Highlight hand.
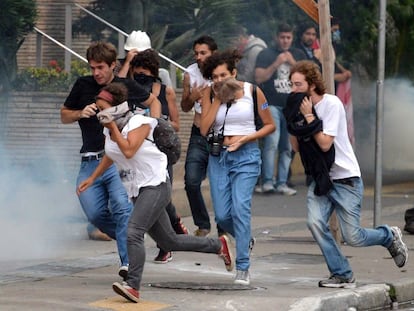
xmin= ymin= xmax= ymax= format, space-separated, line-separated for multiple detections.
xmin=227 ymin=137 xmax=246 ymax=152
xmin=299 ymin=96 xmax=313 ymax=116
xmin=313 ymin=49 xmax=322 ymax=60
xmin=125 ymin=49 xmax=139 ymax=63
xmin=191 ymin=84 xmax=207 ymax=102
xmin=284 ymin=52 xmax=296 ymax=65
xmin=77 ymin=177 xmax=94 ymax=195
xmin=80 ymin=103 xmax=98 ymax=119
xmin=276 ymin=53 xmax=289 ymax=64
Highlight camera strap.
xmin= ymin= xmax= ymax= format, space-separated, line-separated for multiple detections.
xmin=217 ymin=101 xmax=232 ymax=135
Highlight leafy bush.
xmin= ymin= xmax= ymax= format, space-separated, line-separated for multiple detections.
xmin=12 ymin=60 xmax=90 ymax=92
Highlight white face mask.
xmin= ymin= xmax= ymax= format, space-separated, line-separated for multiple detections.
xmin=332 ymin=30 xmax=341 ymax=44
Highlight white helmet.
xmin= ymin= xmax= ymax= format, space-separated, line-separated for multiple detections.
xmin=124 ymin=30 xmax=152 ymax=51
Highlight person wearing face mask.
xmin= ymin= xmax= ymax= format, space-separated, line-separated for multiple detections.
xmin=78 ymin=82 xmax=234 ymax=303
xmin=127 ymin=48 xmax=188 ymax=264
xmin=61 ymin=41 xmax=162 ymax=281
xmin=116 ymin=30 xmax=173 ymax=88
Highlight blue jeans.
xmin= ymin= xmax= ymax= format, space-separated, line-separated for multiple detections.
xmin=127 ymin=181 xmax=221 ymax=290
xmin=260 ymin=106 xmax=292 ymax=187
xmin=208 ymin=142 xmax=261 ymax=271
xmin=77 ymin=160 xmax=132 ymax=266
xmin=307 ymin=177 xmax=393 ymax=279
xmin=184 ymin=125 xmax=211 ymax=230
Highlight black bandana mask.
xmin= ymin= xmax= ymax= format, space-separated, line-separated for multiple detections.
xmin=133 ymin=73 xmax=157 ymax=93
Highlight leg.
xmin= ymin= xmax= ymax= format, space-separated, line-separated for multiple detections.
xmin=126 ymin=182 xmax=172 ymax=290
xmin=207 ymin=153 xmax=235 ymax=237
xmin=306 ymin=181 xmax=353 ymax=279
xmin=329 ymin=178 xmax=393 ymax=247
xmin=274 ymin=107 xmax=296 ymax=195
xmin=184 ymin=126 xmax=211 ymax=231
xmin=76 ymin=160 xmax=116 ymax=239
xmin=103 ymin=164 xmax=133 ymax=267
xmin=260 ymin=105 xmax=279 ymax=191
xmin=228 ymin=143 xmax=261 ymax=272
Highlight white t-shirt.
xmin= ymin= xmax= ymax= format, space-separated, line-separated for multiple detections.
xmin=103 ymin=115 xmax=168 ymax=198
xmin=186 ymin=63 xmax=210 ymax=114
xmin=314 ymin=93 xmax=361 ymax=179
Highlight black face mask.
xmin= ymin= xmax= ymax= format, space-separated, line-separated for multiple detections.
xmin=133 ymin=73 xmax=157 ymax=93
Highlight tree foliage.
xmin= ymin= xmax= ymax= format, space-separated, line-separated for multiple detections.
xmin=69 ymin=0 xmax=414 ymax=81
xmin=0 ymin=0 xmax=37 ymax=93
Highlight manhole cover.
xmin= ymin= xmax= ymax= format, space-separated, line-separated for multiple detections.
xmin=147 ymin=282 xmax=256 ymax=290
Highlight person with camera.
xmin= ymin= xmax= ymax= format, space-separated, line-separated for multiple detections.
xmin=200 ymin=50 xmax=275 ymax=285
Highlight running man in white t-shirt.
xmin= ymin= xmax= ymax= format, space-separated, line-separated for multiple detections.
xmin=288 ymin=60 xmax=408 ymax=289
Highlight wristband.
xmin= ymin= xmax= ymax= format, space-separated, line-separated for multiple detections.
xmin=304 ymin=114 xmax=314 ymax=118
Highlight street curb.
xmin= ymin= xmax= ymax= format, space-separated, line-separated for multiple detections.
xmin=288 ymin=284 xmax=391 ymax=311
xmin=289 ymin=278 xmax=414 ymax=311
xmin=389 ymin=278 xmax=414 ymax=308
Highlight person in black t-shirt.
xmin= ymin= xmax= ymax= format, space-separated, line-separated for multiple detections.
xmin=255 ymin=23 xmax=306 ymax=195
xmin=60 ymin=41 xmax=161 ymax=280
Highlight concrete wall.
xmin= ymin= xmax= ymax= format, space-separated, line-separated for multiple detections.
xmin=0 ymin=90 xmax=193 ymax=174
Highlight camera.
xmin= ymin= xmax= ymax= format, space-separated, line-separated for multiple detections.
xmin=207 ymin=131 xmax=224 ymax=156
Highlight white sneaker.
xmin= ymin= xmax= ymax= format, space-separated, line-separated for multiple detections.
xmin=254 ymin=185 xmax=263 ymax=193
xmin=276 ymin=184 xmax=297 ymax=196
xmin=262 ymin=183 xmax=275 ymax=193
xmin=234 ymin=270 xmax=250 ymax=285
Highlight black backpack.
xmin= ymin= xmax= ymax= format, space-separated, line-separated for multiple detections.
xmin=148 ymin=118 xmax=181 ymax=165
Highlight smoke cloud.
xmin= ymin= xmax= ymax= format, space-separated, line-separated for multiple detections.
xmin=353 ymin=77 xmax=414 ymax=182
xmin=0 ymin=144 xmax=85 ymax=261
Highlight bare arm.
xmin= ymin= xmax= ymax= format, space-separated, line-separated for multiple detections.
xmin=255 ymin=52 xmax=290 ymax=84
xmin=199 ymin=87 xmax=220 ymax=136
xmin=60 ymin=103 xmax=98 ymax=124
xmin=180 ymin=73 xmax=194 ymax=112
xmin=180 ymin=72 xmax=206 ymax=112
xmin=334 ymin=61 xmax=352 ymax=83
xmin=106 ymin=122 xmax=151 ymax=159
xmin=142 ymin=93 xmax=161 ymax=118
xmin=250 ymin=87 xmax=276 ymax=140
xmin=290 ymin=135 xmax=299 ymax=152
xmin=77 ymin=155 xmax=113 ymax=194
xmin=166 ymin=86 xmax=180 ymax=132
xmin=117 ymin=49 xmax=139 ymax=78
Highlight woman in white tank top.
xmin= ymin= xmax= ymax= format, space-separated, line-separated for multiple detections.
xmin=200 ymin=50 xmax=275 ymax=286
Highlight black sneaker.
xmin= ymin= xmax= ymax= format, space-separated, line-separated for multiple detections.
xmin=318 ymin=275 xmax=356 ymax=289
xmin=388 ymin=226 xmax=408 ymax=268
xmin=118 ymin=265 xmax=128 ymax=281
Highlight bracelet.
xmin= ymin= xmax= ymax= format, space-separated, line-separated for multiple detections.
xmin=304 ymin=114 xmax=314 ymax=118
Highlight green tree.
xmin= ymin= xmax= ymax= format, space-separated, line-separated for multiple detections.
xmin=73 ymin=0 xmax=243 ymax=66
xmin=71 ymin=0 xmax=414 ymax=81
xmin=0 ymin=0 xmax=37 ymax=93
xmin=387 ymin=0 xmax=414 ymax=79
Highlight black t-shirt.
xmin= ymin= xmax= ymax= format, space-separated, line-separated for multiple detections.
xmin=255 ymin=47 xmax=306 ymax=108
xmin=64 ymin=76 xmax=150 ymax=153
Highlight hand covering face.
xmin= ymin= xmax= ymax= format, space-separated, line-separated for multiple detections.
xmin=97 ymin=101 xmax=134 ymax=131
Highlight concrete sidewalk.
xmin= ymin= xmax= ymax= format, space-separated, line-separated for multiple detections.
xmin=0 ymin=178 xmax=413 ymax=311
